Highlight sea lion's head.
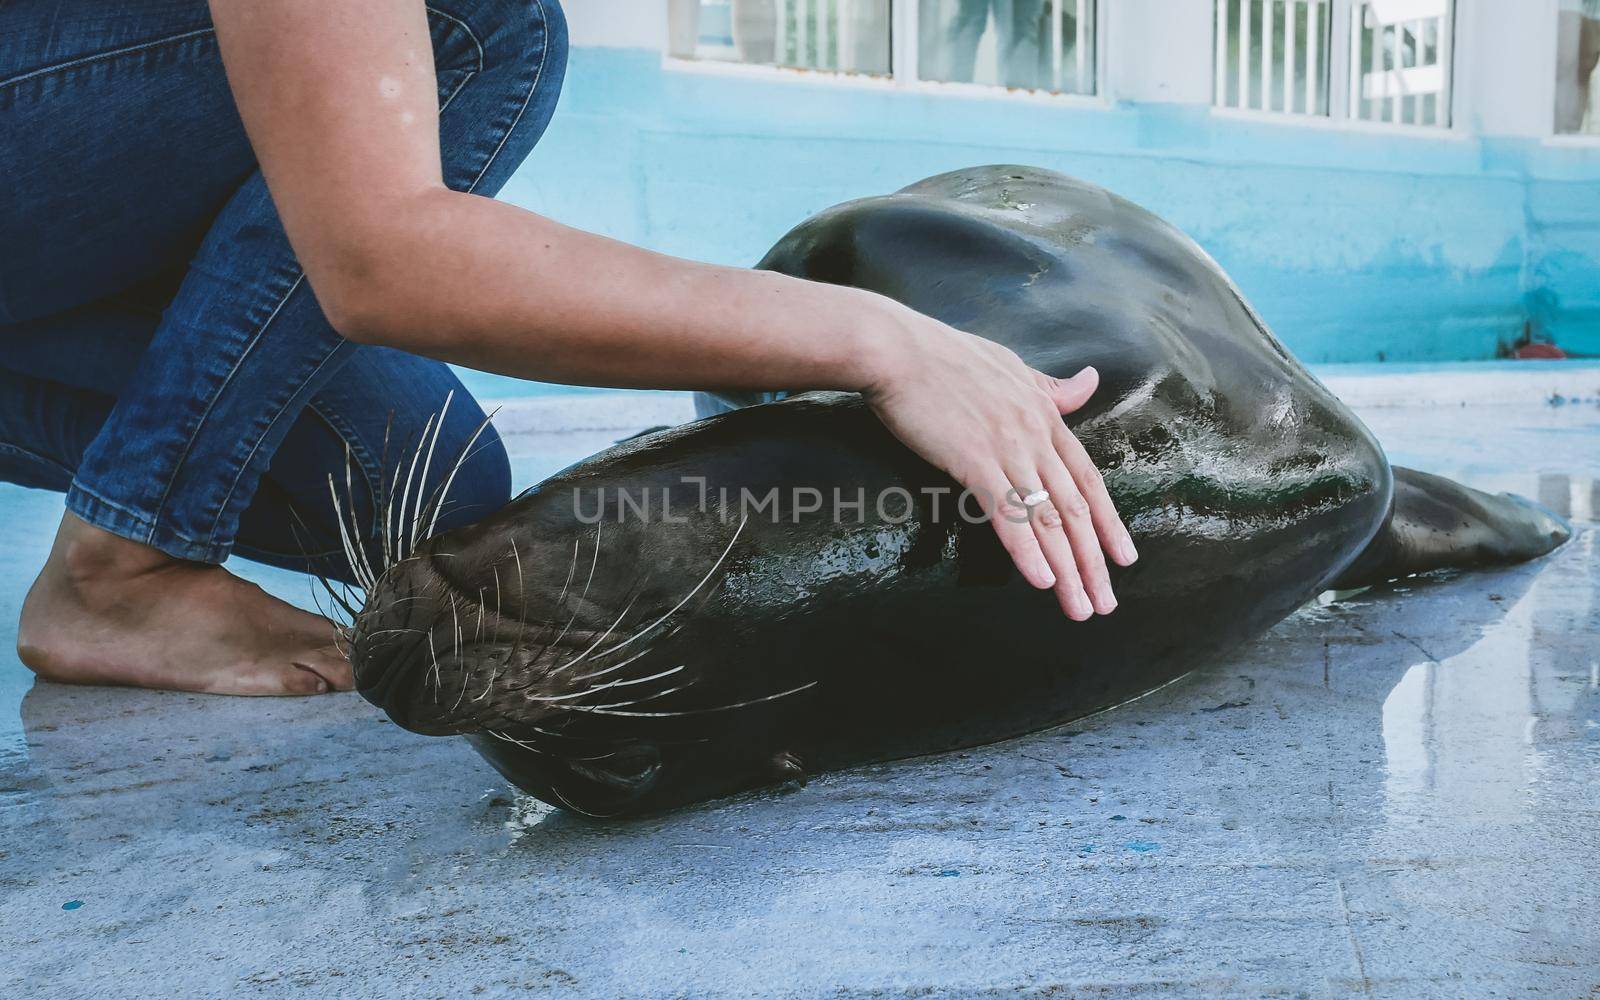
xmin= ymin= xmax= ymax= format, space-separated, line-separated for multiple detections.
xmin=348 ymin=421 xmax=821 ymax=816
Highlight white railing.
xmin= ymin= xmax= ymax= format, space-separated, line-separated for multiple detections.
xmin=1052 ymin=0 xmax=1097 ymax=96
xmin=1215 ymin=0 xmax=1329 ymax=115
xmin=775 ymin=0 xmax=857 ymax=72
xmin=1349 ymin=0 xmax=1453 ymax=126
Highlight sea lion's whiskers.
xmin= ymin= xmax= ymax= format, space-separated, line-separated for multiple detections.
xmin=487 ymin=729 xmax=553 ymax=756
xmin=449 ymin=595 xmax=470 ymax=713
xmin=476 ymin=665 xmax=502 ymax=703
xmin=342 ymin=445 xmax=379 ymax=589
xmin=327 ymin=471 xmax=376 ymax=592
xmin=407 ymin=390 xmax=453 ymax=558
xmin=540 ymin=523 xmax=605 ymax=659
xmin=379 ymin=434 xmax=410 ymax=575
xmin=395 ymin=411 xmax=438 ymax=565
xmin=565 ymin=646 xmax=654 ymax=684
xmin=491 ymin=565 xmax=503 ymax=640
xmin=554 ymin=538 xmax=579 ymax=608
xmin=574 ymin=681 xmax=696 ymax=712
xmin=587 ymin=515 xmax=747 ymax=662
xmin=526 ymin=664 xmax=684 ymax=704
xmin=498 ymin=535 xmax=574 ymax=660
xmin=475 ymin=564 xmax=506 ymax=703
xmin=378 ymin=594 xmax=436 ymax=607
xmin=427 ymin=628 xmax=442 ymax=699
xmin=375 ymin=418 xmax=396 ymax=575
xmin=359 ymin=627 xmax=430 ymax=640
xmin=561 ymin=680 xmax=818 ymax=718
xmin=550 ymin=591 xmax=642 ymax=674
xmin=604 ymin=664 xmax=684 ymax=689
xmin=421 ymin=408 xmax=497 ymax=543
xmin=578 ymin=521 xmax=601 ymax=604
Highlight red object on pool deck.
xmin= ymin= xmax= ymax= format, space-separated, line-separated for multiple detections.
xmin=1513 ymin=342 xmax=1569 ymax=359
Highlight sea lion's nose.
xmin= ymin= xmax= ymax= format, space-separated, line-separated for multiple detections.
xmin=351 ymin=555 xmax=451 ymax=734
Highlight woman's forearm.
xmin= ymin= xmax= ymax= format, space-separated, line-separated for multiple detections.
xmin=326 ymin=189 xmax=899 ymax=395
xmin=208 ymin=0 xmax=1135 ymax=620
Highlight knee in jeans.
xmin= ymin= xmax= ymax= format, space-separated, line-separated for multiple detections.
xmin=441 ymin=0 xmax=568 ymax=78
xmin=428 ymin=0 xmax=569 ymax=104
xmin=430 ymin=0 xmax=568 ymax=195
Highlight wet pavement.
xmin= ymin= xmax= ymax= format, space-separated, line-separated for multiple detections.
xmin=1 ymin=372 xmax=1597 ymax=998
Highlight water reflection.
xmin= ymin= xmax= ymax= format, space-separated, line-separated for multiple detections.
xmin=1537 ymin=472 xmax=1599 ymax=523
xmin=1379 ymin=523 xmax=1596 ymax=830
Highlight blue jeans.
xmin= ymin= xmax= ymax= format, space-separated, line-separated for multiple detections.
xmin=0 ymin=0 xmax=567 ymax=583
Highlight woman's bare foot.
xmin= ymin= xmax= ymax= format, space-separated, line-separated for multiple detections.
xmin=16 ymin=513 xmax=353 ymax=696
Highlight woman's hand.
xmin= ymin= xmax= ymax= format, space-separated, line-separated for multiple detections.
xmin=858 ymin=301 xmax=1138 ymax=620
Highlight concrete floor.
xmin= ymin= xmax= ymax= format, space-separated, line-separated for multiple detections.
xmin=1 ymin=370 xmax=1597 ymax=998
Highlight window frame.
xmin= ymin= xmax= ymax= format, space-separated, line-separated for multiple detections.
xmin=661 ymin=0 xmax=1112 ymax=106
xmin=1210 ymin=0 xmax=1458 ymax=130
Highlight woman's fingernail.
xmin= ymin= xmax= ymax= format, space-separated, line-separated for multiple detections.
xmin=1120 ymin=538 xmax=1139 ymax=564
xmin=1035 ymin=562 xmax=1057 ymax=588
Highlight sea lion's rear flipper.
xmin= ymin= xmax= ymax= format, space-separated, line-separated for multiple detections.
xmin=1330 ymin=467 xmax=1572 ymax=590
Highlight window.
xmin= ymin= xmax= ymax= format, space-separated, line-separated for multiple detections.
xmin=1556 ymin=0 xmax=1600 ymax=134
xmin=667 ymin=0 xmax=892 ymax=74
xmin=1214 ymin=0 xmax=1453 ymax=127
xmin=1215 ymin=0 xmax=1331 ymax=115
xmin=666 ymin=0 xmax=1099 ymax=95
xmin=919 ymin=0 xmax=1097 ymax=94
xmin=1349 ymin=0 xmax=1453 ymax=126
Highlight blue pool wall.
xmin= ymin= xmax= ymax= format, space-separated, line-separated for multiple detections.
xmin=488 ymin=46 xmax=1600 ymax=369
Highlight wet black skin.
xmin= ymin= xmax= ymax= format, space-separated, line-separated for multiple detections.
xmin=351 ymin=167 xmax=1570 ymax=817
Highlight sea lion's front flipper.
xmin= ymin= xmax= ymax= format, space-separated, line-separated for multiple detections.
xmin=1330 ymin=467 xmax=1571 ymax=589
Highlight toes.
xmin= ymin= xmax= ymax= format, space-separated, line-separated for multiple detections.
xmin=279 ymin=664 xmax=332 ymax=696
xmin=295 ymin=644 xmax=355 ymax=692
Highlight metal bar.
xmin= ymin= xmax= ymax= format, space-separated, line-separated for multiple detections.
xmin=890 ymin=0 xmax=915 ymax=80
xmin=1240 ymin=0 xmax=1253 ymax=109
xmin=1284 ymin=0 xmax=1297 ymax=112
xmin=838 ymin=0 xmax=854 ymax=71
xmin=1076 ymin=0 xmax=1092 ymax=94
xmin=1307 ymin=0 xmax=1320 ymax=113
xmin=775 ymin=0 xmax=791 ymax=65
xmin=815 ymin=0 xmax=826 ymax=68
xmin=1364 ymin=7 xmax=1378 ymax=120
xmin=1262 ymin=0 xmax=1274 ymax=110
xmin=796 ymin=0 xmax=809 ymax=66
xmin=1436 ymin=1 xmax=1452 ymax=126
xmin=1049 ymin=0 xmax=1062 ymax=91
xmin=1215 ymin=0 xmax=1230 ymax=106
xmin=1390 ymin=19 xmax=1403 ymax=124
xmin=1328 ymin=0 xmax=1350 ymax=119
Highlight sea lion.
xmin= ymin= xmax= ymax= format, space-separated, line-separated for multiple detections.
xmin=348 ymin=166 xmax=1570 ymax=817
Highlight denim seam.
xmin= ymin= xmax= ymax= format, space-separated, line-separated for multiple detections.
xmin=0 ymin=27 xmax=215 ymax=91
xmin=148 ymin=271 xmax=305 ymax=538
xmin=438 ymin=67 xmax=479 ymax=115
xmin=306 ymin=396 xmax=388 ymax=511
xmin=464 ymin=0 xmax=550 ymax=194
xmin=205 ymin=339 xmax=346 ymax=548
xmin=0 ymin=441 xmax=75 ymax=479
xmin=425 ymin=7 xmax=484 ymax=115
xmin=425 ymin=6 xmax=487 ymax=73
